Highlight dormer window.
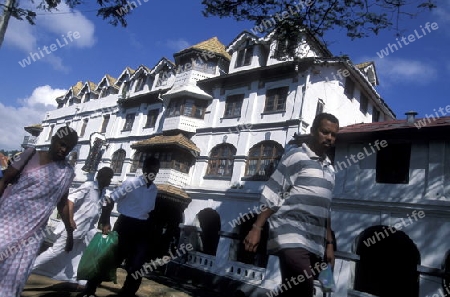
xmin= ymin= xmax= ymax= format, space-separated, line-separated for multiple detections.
xmin=360 ymin=93 xmax=368 ymax=114
xmin=275 ymin=38 xmax=296 ymax=59
xmin=156 ymin=72 xmax=169 ymax=87
xmin=121 ymin=81 xmax=130 ymax=99
xmin=235 ymin=46 xmax=253 ymax=68
xmin=372 ymin=109 xmax=380 ymax=122
xmin=100 ymin=86 xmax=108 ymax=98
xmin=344 ymin=78 xmax=355 ymax=99
xmin=83 ymin=92 xmax=90 ymax=102
xmin=134 ymin=74 xmax=146 ymax=92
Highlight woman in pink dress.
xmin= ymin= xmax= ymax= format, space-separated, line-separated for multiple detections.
xmin=0 ymin=126 xmax=78 ymax=297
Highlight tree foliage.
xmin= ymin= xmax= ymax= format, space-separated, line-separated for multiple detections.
xmin=2 ymin=0 xmax=135 ymax=27
xmin=201 ymin=0 xmax=437 ymax=40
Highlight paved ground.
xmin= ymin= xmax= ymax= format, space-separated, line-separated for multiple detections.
xmin=22 ymin=269 xmax=223 ymax=297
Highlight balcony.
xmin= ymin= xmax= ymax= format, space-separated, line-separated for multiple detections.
xmin=154 ymin=168 xmax=190 ymax=188
xmin=162 ymin=115 xmax=204 ymax=133
xmin=22 ymin=136 xmax=38 ymax=148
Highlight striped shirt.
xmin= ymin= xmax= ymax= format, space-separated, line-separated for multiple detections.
xmin=260 ymin=143 xmax=335 ymax=256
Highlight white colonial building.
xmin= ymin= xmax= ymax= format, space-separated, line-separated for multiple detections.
xmin=23 ymin=27 xmax=450 ymax=297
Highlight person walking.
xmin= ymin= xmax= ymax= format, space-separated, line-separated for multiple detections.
xmin=0 ymin=126 xmax=79 ymax=297
xmin=32 ymin=166 xmax=114 ymax=287
xmin=244 ymin=113 xmax=339 ymax=297
xmin=78 ymin=156 xmax=160 ymax=297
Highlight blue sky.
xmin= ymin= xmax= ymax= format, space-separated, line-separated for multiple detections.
xmin=0 ymin=0 xmax=449 ymax=151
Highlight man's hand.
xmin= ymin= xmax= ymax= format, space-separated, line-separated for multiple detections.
xmin=101 ymin=223 xmax=111 ymax=235
xmin=326 ymin=244 xmax=335 ymax=268
xmin=65 ymin=231 xmax=74 ymax=252
xmin=244 ymin=228 xmax=261 ymax=253
xmin=69 ymin=219 xmax=77 ymax=231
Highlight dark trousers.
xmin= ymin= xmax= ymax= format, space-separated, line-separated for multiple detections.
xmin=277 ymin=247 xmax=323 ymax=297
xmin=84 ymin=214 xmax=150 ymax=295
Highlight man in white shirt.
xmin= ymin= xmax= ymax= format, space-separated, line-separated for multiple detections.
xmin=79 ymin=156 xmax=160 ymax=297
xmin=32 ymin=167 xmax=114 ymax=286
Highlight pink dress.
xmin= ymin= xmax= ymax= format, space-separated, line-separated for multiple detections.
xmin=0 ymin=148 xmax=75 ymax=297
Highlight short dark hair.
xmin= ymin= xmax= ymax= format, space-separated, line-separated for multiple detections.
xmin=97 ymin=167 xmax=114 ymax=177
xmin=143 ymin=156 xmax=160 ymax=170
xmin=53 ymin=126 xmax=78 ymax=147
xmin=311 ymin=113 xmax=339 ymax=134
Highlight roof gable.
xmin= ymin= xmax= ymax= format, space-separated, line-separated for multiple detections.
xmin=78 ymin=81 xmax=98 ymax=96
xmin=227 ymin=30 xmax=260 ymax=52
xmin=150 ymin=57 xmax=176 ymax=75
xmin=96 ymin=74 xmax=117 ymax=91
xmin=174 ymin=37 xmax=231 ymax=61
xmin=116 ymin=67 xmax=136 ymax=86
xmin=130 ymin=65 xmax=152 ymax=81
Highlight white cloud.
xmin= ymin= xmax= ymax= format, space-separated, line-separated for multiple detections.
xmin=364 ymin=57 xmax=437 ymax=86
xmin=38 ymin=4 xmax=97 ymax=48
xmin=4 ymin=19 xmax=37 ymax=52
xmin=0 ymin=86 xmax=66 ymax=151
xmin=165 ymin=38 xmax=191 ymax=51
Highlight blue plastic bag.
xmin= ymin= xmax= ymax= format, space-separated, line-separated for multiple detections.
xmin=318 ymin=263 xmax=336 ymax=292
xmin=77 ymin=231 xmax=118 ymax=283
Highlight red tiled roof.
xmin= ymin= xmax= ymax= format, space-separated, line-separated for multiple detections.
xmin=338 ymin=116 xmax=450 ymax=134
xmin=157 ymin=184 xmax=190 ymax=199
xmin=131 ymin=134 xmax=200 ymax=155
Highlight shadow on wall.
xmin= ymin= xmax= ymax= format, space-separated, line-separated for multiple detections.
xmin=197 ymin=208 xmax=221 ymax=256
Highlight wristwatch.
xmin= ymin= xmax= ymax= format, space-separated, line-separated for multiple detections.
xmin=326 ymin=240 xmax=335 ymax=245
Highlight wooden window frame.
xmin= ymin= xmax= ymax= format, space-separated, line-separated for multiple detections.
xmin=144 ymin=109 xmax=159 ymax=128
xmin=206 ymin=144 xmax=236 ymax=178
xmin=224 ymin=94 xmax=244 ymax=118
xmin=122 ymin=113 xmax=136 ymax=131
xmin=111 ymin=149 xmax=126 ymax=174
xmin=244 ymin=141 xmax=283 ymax=180
xmin=264 ymin=87 xmax=288 ymax=113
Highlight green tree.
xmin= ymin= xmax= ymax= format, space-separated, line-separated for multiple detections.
xmin=201 ymin=0 xmax=437 ymax=44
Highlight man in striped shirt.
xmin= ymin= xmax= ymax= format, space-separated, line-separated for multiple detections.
xmin=244 ymin=113 xmax=339 ymax=297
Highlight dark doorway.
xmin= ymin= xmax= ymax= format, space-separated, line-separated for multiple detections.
xmin=354 ymin=225 xmax=420 ymax=297
xmin=147 ymin=196 xmax=185 ymax=260
xmin=232 ymin=214 xmax=269 ymax=268
xmin=197 ymin=208 xmax=221 ymax=256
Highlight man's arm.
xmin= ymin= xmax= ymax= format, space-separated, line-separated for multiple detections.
xmin=57 ymin=192 xmax=74 ymax=252
xmin=325 ymin=216 xmax=335 ymax=268
xmin=99 ymin=200 xmax=115 ymax=234
xmin=244 ymin=207 xmax=274 ymax=253
xmin=67 ymin=199 xmax=76 ymax=230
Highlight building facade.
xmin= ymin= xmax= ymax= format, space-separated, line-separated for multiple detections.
xmin=26 ymin=28 xmax=450 ymax=297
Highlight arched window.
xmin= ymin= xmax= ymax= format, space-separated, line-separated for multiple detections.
xmin=130 ymin=152 xmax=148 ymax=173
xmin=245 ymin=141 xmax=283 ymax=180
xmin=206 ymin=144 xmax=236 ymax=178
xmin=111 ymin=149 xmax=126 ymax=174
